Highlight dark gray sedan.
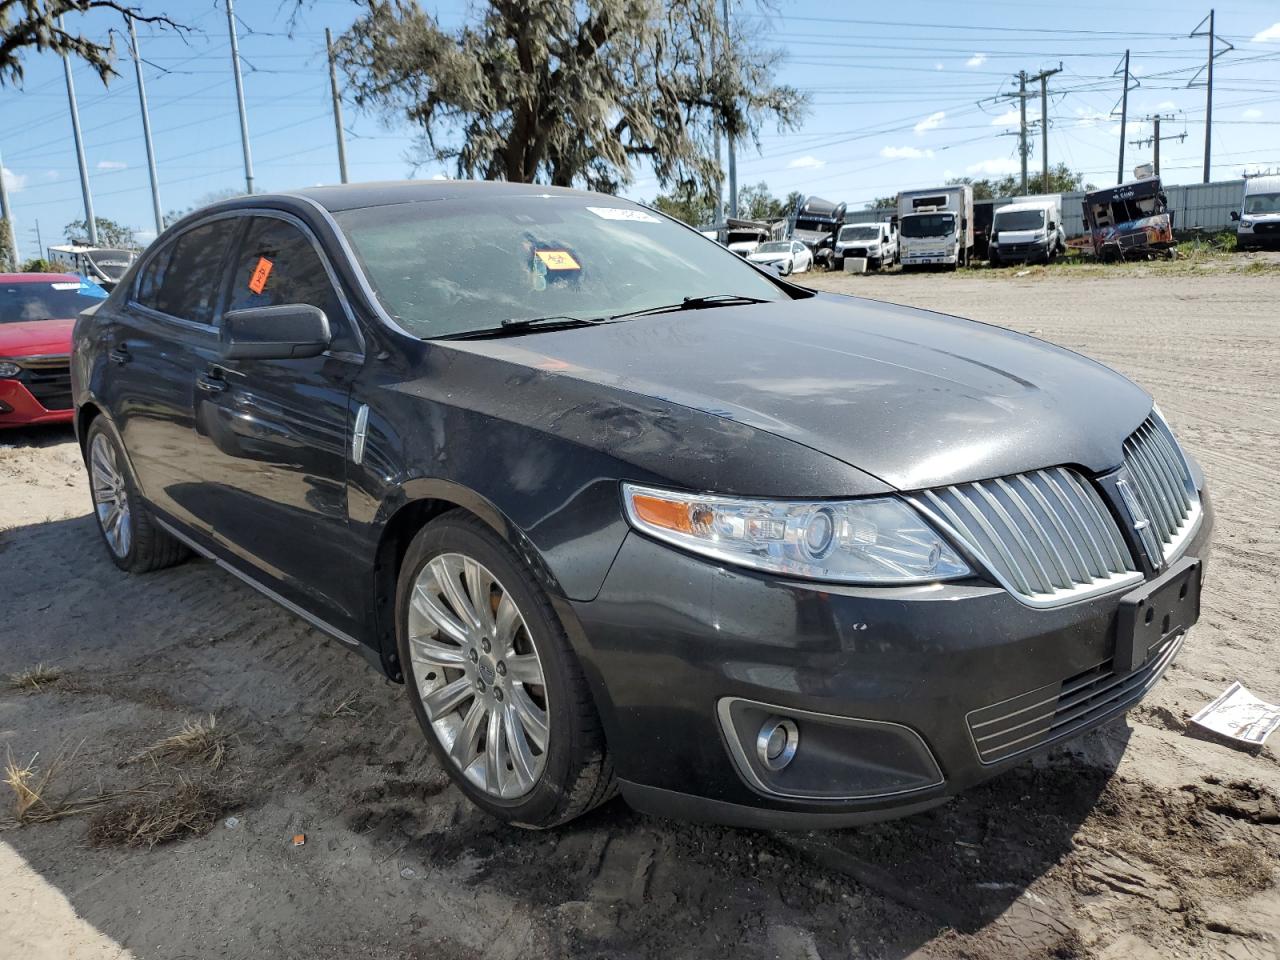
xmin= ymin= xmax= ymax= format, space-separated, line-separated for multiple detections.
xmin=72 ymin=181 xmax=1211 ymax=829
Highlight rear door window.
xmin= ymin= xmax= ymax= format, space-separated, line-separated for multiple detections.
xmin=145 ymin=219 xmax=239 ymax=324
xmin=225 ymin=217 xmax=354 ymax=352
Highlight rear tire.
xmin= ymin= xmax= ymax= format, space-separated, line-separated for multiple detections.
xmin=85 ymin=419 xmax=189 ymax=574
xmin=396 ymin=510 xmax=615 ymax=828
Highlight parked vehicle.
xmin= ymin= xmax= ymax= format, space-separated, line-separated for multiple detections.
xmin=789 ymin=196 xmax=847 ymax=269
xmin=1 ymin=272 xmax=107 ymax=428
xmin=725 ymin=226 xmax=771 ymax=257
xmin=1230 ymin=175 xmax=1280 ymax=250
xmin=834 ymin=221 xmax=897 ymax=270
xmin=73 ymin=182 xmax=1211 ymax=830
xmin=747 ymin=239 xmax=813 ymax=275
xmin=46 ymin=245 xmax=138 ymax=291
xmin=1082 ymin=177 xmax=1176 ymax=261
xmin=897 ymin=185 xmax=974 ymax=269
xmin=989 ymin=196 xmax=1066 ymax=266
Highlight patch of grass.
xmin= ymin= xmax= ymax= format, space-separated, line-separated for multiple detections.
xmin=7 ymin=664 xmax=63 ymax=692
xmin=126 ymin=716 xmax=229 ymax=771
xmin=87 ymin=779 xmax=239 ymax=849
xmin=2 ymin=744 xmax=134 ymax=827
xmin=325 ymin=692 xmax=371 ymax=720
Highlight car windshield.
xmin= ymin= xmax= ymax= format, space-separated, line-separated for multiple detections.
xmin=839 ymin=226 xmax=879 ymax=241
xmin=900 ymin=214 xmax=955 ymax=238
xmin=0 ymin=278 xmax=108 ymax=324
xmin=994 ymin=209 xmax=1046 ymax=231
xmin=333 ymin=195 xmax=786 ymax=338
xmin=1244 ymin=192 xmax=1280 ymax=215
xmin=755 ymin=242 xmax=790 ymax=254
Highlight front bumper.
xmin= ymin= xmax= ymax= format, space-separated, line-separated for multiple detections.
xmin=570 ymin=490 xmax=1213 ymax=828
xmin=901 ymin=250 xmax=957 ymax=265
xmin=992 ymin=238 xmax=1049 ymax=262
xmin=0 ymin=378 xmax=75 ymax=428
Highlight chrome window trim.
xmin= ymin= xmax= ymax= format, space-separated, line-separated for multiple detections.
xmin=716 ymin=696 xmax=945 ymax=802
xmin=154 ymin=516 xmax=361 ymax=648
xmin=129 ymin=207 xmax=366 ymax=358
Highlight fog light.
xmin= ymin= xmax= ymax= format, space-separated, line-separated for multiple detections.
xmin=756 ymin=716 xmax=799 ymax=771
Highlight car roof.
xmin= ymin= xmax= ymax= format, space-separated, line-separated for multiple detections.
xmin=0 ymin=273 xmax=81 ymax=284
xmin=286 ymin=179 xmax=606 ymax=213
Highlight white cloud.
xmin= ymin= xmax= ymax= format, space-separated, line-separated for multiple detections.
xmin=787 ymin=155 xmax=826 ymax=170
xmin=966 ymin=53 xmax=988 ymax=68
xmin=914 ymin=111 xmax=946 ymax=135
xmin=990 ymin=108 xmax=1021 ymax=127
xmin=966 ymin=157 xmax=1020 ymax=176
xmin=881 ymin=145 xmax=934 ymax=159
xmin=1 ymin=166 xmax=27 ymax=193
xmin=1243 ymin=108 xmax=1264 ymax=120
xmin=1251 ymin=22 xmax=1280 ymax=42
xmin=1157 ymin=100 xmax=1177 ymax=111
xmin=934 ymin=62 xmax=944 ymax=71
xmin=96 ymin=160 xmax=127 ymax=171
xmin=1073 ymin=107 xmax=1114 ymax=128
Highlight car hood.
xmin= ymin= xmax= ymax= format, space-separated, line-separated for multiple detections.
xmin=0 ymin=318 xmax=75 ymax=358
xmin=747 ymin=252 xmax=789 ymax=262
xmin=448 ymin=296 xmax=1151 ymax=491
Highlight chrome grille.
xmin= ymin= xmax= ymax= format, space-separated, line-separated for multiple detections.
xmin=1121 ymin=414 xmax=1201 ymax=563
xmin=909 ymin=467 xmax=1139 ymax=607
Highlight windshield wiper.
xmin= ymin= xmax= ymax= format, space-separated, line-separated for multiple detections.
xmin=444 ymin=315 xmax=604 ymax=340
xmin=610 ymin=294 xmax=772 ymax=321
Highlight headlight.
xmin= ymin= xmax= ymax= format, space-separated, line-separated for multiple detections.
xmin=622 ymin=483 xmax=971 ymax=583
xmin=0 ymin=361 xmax=21 ymax=378
xmin=1240 ymin=218 xmax=1253 ymax=228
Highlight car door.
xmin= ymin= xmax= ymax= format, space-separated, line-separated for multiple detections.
xmin=794 ymin=241 xmax=811 ymax=271
xmin=102 ymin=216 xmax=240 ymax=536
xmin=187 ymin=212 xmax=368 ymax=635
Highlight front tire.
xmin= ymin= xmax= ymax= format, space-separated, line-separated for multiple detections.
xmin=396 ymin=511 xmax=615 ymax=828
xmin=85 ymin=419 xmax=188 ymax=574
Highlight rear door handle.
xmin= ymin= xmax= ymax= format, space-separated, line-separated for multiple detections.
xmin=196 ymin=370 xmax=227 ymax=395
xmin=109 ymin=344 xmax=131 ymax=365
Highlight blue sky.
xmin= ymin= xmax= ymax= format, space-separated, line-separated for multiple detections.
xmin=2 ymin=0 xmax=1279 ymax=256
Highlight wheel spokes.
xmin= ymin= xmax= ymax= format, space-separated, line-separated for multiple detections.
xmin=421 ymin=675 xmax=473 ymax=718
xmin=411 ymin=583 xmax=469 ymax=644
xmin=431 ymin=555 xmax=481 ymax=632
xmin=493 ymin=593 xmax=520 ymax=654
xmin=510 ymin=685 xmax=548 ymax=752
xmin=505 ymin=653 xmax=542 ymax=685
xmin=503 ymin=702 xmax=537 ymax=789
xmin=464 ymin=557 xmax=495 ymax=635
xmin=450 ymin=699 xmax=486 ymax=769
xmin=409 ymin=635 xmax=468 ymax=668
xmin=484 ymin=706 xmax=504 ymax=794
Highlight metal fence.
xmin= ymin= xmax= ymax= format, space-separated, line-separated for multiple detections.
xmin=847 ymin=178 xmax=1246 ymax=239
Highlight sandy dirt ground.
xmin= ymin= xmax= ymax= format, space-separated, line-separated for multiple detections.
xmin=2 ymin=264 xmax=1279 ymax=960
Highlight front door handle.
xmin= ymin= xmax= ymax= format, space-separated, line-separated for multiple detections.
xmin=109 ymin=344 xmax=131 ymax=366
xmin=196 ymin=370 xmax=227 ymax=395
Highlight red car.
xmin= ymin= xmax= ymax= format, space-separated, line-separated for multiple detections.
xmin=0 ymin=273 xmax=108 ymax=429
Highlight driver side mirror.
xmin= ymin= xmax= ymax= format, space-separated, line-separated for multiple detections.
xmin=1230 ymin=210 xmax=1240 ymax=221
xmin=220 ymin=304 xmax=332 ymax=361
xmin=1048 ymin=221 xmax=1057 ymax=230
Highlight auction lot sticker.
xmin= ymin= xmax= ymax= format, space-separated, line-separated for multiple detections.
xmin=534 ymin=249 xmax=582 ymax=271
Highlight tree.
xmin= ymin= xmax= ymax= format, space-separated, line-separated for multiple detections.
xmin=164 ymin=188 xmax=245 ymax=228
xmin=866 ymin=195 xmax=896 ymax=211
xmin=20 ymin=257 xmax=58 ymax=272
xmin=334 ymin=0 xmax=807 ymax=196
xmin=737 ymin=182 xmax=794 ymax=221
xmin=649 ymin=184 xmax=717 ymax=227
xmin=64 ymin=216 xmax=136 ymax=248
xmin=947 ymin=164 xmax=1094 ymax=201
xmin=0 ymin=217 xmax=13 ymax=270
xmin=1 ymin=2 xmax=185 ymax=88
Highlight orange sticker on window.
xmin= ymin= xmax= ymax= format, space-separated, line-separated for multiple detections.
xmin=248 ymin=257 xmax=273 ymax=294
xmin=534 ymin=249 xmax=581 ymax=271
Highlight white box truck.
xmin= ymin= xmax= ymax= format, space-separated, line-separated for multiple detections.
xmin=897 ymin=185 xmax=974 ymax=270
xmin=1231 ymin=175 xmax=1280 ymax=250
xmin=988 ymin=195 xmax=1066 ymax=266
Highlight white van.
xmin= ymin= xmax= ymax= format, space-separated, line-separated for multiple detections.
xmin=989 ymin=197 xmax=1065 ymax=266
xmin=1231 ymin=175 xmax=1280 ymax=250
xmin=833 ymin=222 xmax=897 ymax=270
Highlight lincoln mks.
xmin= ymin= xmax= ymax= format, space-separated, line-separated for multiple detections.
xmin=72 ymin=182 xmax=1211 ymax=828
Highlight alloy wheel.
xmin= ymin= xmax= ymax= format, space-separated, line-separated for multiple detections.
xmin=407 ymin=552 xmax=550 ymax=800
xmin=90 ymin=433 xmax=132 ymax=558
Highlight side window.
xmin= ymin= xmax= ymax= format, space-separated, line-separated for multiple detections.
xmin=151 ymin=219 xmax=239 ymax=324
xmin=134 ymin=241 xmax=173 ymax=307
xmin=226 ymin=217 xmax=353 ymax=352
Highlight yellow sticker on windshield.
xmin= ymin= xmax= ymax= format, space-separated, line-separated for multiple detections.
xmin=534 ymin=249 xmax=581 ymax=271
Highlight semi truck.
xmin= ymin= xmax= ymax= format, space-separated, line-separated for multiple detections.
xmin=896 ymin=185 xmax=974 ymax=270
xmin=789 ymin=196 xmax=848 ymax=269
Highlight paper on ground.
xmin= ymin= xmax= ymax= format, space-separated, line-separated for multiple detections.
xmin=1189 ymin=681 xmax=1280 ymax=747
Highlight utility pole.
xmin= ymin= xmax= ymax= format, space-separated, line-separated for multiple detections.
xmin=722 ymin=0 xmax=737 ymax=218
xmin=60 ymin=16 xmax=97 ymax=246
xmin=1190 ymin=11 xmax=1232 ymax=184
xmin=0 ymin=146 xmax=18 ymax=266
xmin=1018 ymin=71 xmax=1028 ymax=195
xmin=226 ymin=0 xmax=255 ymax=194
xmin=709 ymin=24 xmax=722 ymax=220
xmin=1116 ymin=50 xmax=1133 ymax=185
xmin=1036 ymin=64 xmax=1063 ymax=193
xmin=34 ymin=219 xmax=43 ymax=260
xmin=325 ymin=28 xmax=349 ymax=184
xmin=1128 ymin=115 xmax=1186 ymax=177
xmin=129 ymin=18 xmax=164 ymax=237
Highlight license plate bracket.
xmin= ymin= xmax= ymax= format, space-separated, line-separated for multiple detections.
xmin=1115 ymin=557 xmax=1201 ymax=675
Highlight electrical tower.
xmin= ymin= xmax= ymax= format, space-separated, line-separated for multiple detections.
xmin=1128 ymin=116 xmax=1186 ymax=177
xmin=1189 ymin=10 xmax=1234 ymax=184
